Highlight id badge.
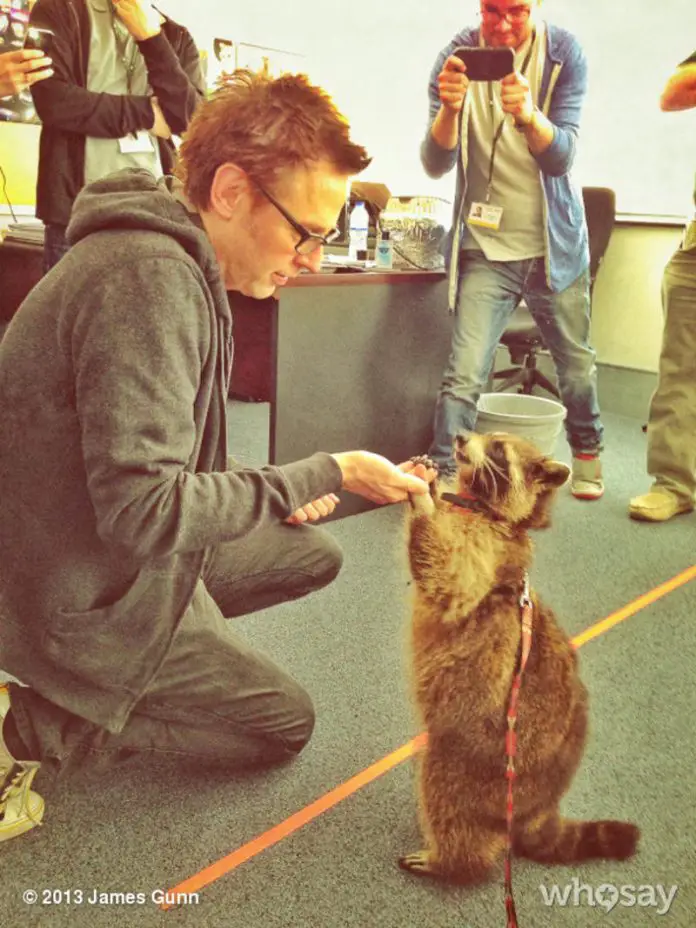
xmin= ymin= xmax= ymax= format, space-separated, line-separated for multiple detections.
xmin=118 ymin=130 xmax=155 ymax=154
xmin=468 ymin=202 xmax=504 ymax=231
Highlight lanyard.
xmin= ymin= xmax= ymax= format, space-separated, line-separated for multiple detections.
xmin=484 ymin=30 xmax=536 ymax=203
xmin=111 ymin=15 xmax=139 ymax=95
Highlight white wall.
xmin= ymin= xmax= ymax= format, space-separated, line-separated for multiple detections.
xmin=591 ymin=224 xmax=683 ymax=373
xmin=158 ymin=0 xmax=482 ymax=198
xmin=158 ymin=0 xmax=696 ymax=216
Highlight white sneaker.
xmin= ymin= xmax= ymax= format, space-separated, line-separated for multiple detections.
xmin=0 ymin=686 xmax=44 ymax=841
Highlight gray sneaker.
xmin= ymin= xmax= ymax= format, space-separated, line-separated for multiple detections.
xmin=0 ymin=687 xmax=44 ymax=842
xmin=571 ymin=455 xmax=604 ymax=500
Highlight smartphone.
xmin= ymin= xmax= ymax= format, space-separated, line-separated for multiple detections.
xmin=453 ymin=47 xmax=514 ymax=81
xmin=24 ymin=26 xmax=55 ymax=54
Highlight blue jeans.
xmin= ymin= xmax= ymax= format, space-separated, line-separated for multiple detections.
xmin=43 ymin=223 xmax=70 ymax=274
xmin=429 ymin=249 xmax=604 ymax=471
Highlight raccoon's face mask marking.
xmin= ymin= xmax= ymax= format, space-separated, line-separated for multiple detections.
xmin=453 ymin=432 xmax=570 ymax=526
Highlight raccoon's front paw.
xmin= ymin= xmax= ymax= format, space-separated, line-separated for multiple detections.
xmin=408 ymin=455 xmax=438 ymax=513
xmin=409 ymin=454 xmax=438 ymax=472
xmin=409 ymin=490 xmax=436 ymax=516
xmin=398 ymin=850 xmax=437 ymax=877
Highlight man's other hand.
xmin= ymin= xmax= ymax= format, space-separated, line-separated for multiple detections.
xmin=501 ymin=71 xmax=535 ymax=125
xmin=150 ymin=96 xmax=172 ymax=138
xmin=286 ymin=494 xmax=340 ymax=525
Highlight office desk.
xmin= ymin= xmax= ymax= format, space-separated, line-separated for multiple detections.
xmin=0 ymin=239 xmax=44 ymax=322
xmin=244 ymin=269 xmax=452 ymax=518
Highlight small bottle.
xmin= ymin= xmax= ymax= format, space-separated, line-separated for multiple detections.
xmin=374 ymin=228 xmax=393 ymax=269
xmin=348 ymin=201 xmax=369 ymax=262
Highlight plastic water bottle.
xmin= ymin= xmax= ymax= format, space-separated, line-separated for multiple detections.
xmin=348 ymin=201 xmax=369 ymax=261
xmin=374 ymin=229 xmax=394 ymax=269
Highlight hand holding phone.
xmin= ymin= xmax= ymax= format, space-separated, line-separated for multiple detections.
xmin=437 ymin=55 xmax=470 ymax=114
xmin=0 ymin=48 xmax=53 ymax=97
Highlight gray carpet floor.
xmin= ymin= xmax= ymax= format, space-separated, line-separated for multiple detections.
xmin=1 ymin=405 xmax=695 ymax=928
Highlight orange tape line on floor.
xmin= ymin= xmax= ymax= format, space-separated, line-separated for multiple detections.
xmin=158 ymin=733 xmax=428 ymax=910
xmin=571 ymin=563 xmax=696 ymax=648
xmin=160 ymin=564 xmax=696 ymax=910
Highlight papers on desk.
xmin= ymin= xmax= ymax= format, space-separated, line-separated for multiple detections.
xmin=3 ymin=220 xmax=45 ymax=246
xmin=321 ymin=253 xmax=375 ymax=270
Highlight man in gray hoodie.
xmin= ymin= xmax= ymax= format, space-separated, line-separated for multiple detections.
xmin=0 ymin=69 xmax=435 ymax=842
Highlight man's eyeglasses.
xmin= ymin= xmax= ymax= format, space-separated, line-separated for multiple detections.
xmin=251 ymin=179 xmax=342 ymax=256
xmin=481 ymin=3 xmax=532 ymax=24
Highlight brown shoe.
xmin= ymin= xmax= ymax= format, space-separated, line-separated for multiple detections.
xmin=629 ymin=487 xmax=694 ymax=522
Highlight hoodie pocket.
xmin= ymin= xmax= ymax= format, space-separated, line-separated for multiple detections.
xmin=45 ymin=567 xmax=156 ymax=690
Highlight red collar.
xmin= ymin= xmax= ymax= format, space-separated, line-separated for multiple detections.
xmin=440 ymin=491 xmax=498 ymax=518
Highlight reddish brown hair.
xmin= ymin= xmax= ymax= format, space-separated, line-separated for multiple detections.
xmin=176 ymin=70 xmax=372 ymax=209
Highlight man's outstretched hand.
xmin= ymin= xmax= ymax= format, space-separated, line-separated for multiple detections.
xmin=284 ymin=453 xmax=438 ymax=525
xmin=331 ymin=451 xmax=438 ymax=506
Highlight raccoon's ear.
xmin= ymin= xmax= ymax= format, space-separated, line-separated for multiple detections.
xmin=537 ymin=459 xmax=571 ymax=488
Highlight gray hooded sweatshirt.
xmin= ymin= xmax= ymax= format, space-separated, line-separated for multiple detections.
xmin=0 ymin=168 xmax=342 ymax=734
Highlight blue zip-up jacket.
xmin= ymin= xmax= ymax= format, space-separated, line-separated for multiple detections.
xmin=421 ymin=23 xmax=590 ymax=307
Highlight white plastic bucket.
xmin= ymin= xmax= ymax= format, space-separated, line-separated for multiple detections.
xmin=475 ymin=393 xmax=567 ymax=456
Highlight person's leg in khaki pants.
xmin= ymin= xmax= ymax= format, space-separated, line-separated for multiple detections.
xmin=630 ymin=234 xmax=696 ymax=521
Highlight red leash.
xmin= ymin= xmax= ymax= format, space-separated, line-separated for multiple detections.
xmin=504 ymin=571 xmax=534 ymax=928
xmin=438 ymin=488 xmax=533 ymax=923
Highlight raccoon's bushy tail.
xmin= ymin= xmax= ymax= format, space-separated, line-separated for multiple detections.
xmin=514 ymin=814 xmax=640 ymax=864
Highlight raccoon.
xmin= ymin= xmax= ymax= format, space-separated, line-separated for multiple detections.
xmin=400 ymin=432 xmax=639 ymax=883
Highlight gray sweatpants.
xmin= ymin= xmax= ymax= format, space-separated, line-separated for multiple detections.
xmin=645 ymin=223 xmax=696 ymax=501
xmin=9 ymin=522 xmax=343 ymax=784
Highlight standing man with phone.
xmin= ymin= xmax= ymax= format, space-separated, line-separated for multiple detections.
xmin=629 ymin=51 xmax=696 ymax=522
xmin=422 ymin=0 xmax=605 ymax=500
xmin=27 ymin=0 xmax=204 ymax=272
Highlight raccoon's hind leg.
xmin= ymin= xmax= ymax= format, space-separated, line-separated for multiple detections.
xmin=399 ymin=749 xmax=506 ymax=884
xmin=399 ymin=828 xmax=505 ymax=885
xmin=514 ymin=808 xmax=640 ymax=864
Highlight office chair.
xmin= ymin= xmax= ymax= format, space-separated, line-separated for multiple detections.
xmin=492 ymin=186 xmax=616 ymax=397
